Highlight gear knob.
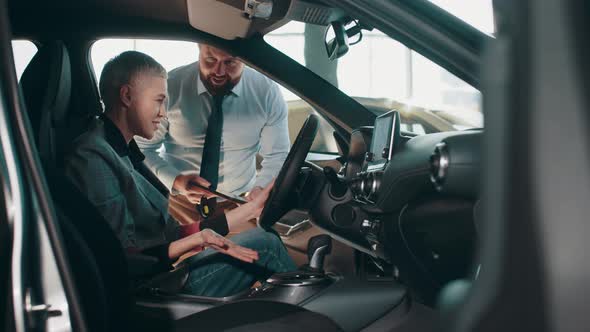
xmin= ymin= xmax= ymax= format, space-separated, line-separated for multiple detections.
xmin=307 ymin=234 xmax=332 ymax=270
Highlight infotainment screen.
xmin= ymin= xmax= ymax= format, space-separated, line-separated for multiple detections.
xmin=367 ymin=110 xmax=399 ymax=171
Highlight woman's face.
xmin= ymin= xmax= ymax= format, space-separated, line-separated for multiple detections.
xmin=125 ymin=72 xmax=168 ymax=139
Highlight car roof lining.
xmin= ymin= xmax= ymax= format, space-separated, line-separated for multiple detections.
xmin=8 ymin=0 xmax=345 ymax=40
xmin=11 ymin=0 xmax=191 ymax=26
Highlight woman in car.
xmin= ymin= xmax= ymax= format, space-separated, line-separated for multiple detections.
xmin=64 ymin=51 xmax=297 ymax=297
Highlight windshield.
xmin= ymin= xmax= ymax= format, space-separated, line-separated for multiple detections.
xmin=428 ymin=0 xmax=495 ymax=34
xmin=265 ymin=21 xmax=483 ymax=134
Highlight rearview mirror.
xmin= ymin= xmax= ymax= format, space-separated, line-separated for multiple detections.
xmin=325 ymin=20 xmax=368 ymax=60
xmin=324 ymin=21 xmax=349 ymax=61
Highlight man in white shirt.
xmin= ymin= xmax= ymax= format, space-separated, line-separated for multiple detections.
xmin=136 ymin=44 xmax=290 ymax=226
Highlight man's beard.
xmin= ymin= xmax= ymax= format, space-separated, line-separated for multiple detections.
xmin=200 ymin=72 xmax=238 ymax=96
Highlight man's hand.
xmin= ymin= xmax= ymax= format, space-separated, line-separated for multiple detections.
xmin=199 ymin=229 xmax=259 ymax=263
xmin=172 ymin=171 xmax=216 ymax=204
xmin=246 ymin=186 xmax=265 ymax=201
xmin=249 ymin=180 xmax=275 ymax=218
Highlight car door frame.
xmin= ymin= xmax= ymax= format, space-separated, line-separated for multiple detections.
xmin=0 ymin=1 xmax=86 ymax=330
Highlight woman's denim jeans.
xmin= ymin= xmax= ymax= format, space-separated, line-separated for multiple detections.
xmin=182 ymin=227 xmax=297 ymax=297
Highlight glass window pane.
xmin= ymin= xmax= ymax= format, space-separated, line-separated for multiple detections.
xmin=428 ymin=0 xmax=495 ymax=34
xmin=263 ymin=34 xmax=304 ymax=101
xmin=337 ymin=31 xmax=408 ymax=100
xmin=266 ymin=22 xmax=484 ymax=134
xmin=91 ymin=39 xmax=198 ymax=83
xmin=11 ymin=40 xmax=38 ymax=81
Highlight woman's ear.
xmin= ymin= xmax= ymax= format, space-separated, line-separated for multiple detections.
xmin=120 ymin=84 xmax=133 ymax=108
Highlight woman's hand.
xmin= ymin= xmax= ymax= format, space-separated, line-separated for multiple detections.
xmin=225 ymin=180 xmax=275 ymax=232
xmin=198 ymin=229 xmax=259 ymax=263
xmin=169 ymin=229 xmax=258 ymax=262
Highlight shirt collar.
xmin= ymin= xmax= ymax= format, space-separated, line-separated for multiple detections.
xmin=231 ymin=71 xmax=244 ymax=97
xmin=100 ymin=114 xmax=145 ymax=166
xmin=195 ymin=62 xmax=243 ymax=98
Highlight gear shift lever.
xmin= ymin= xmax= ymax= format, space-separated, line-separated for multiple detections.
xmin=307 ymin=234 xmax=332 ymax=271
xmin=264 ymin=234 xmax=333 ymax=287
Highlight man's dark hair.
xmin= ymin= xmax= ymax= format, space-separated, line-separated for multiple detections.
xmin=98 ymin=51 xmax=167 ymax=110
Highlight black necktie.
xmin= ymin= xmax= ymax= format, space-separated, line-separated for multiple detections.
xmin=200 ymin=94 xmax=224 ymax=190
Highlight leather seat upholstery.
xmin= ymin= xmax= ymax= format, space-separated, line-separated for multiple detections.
xmin=19 ymin=40 xmax=71 ymax=167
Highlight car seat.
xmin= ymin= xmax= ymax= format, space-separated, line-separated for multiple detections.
xmin=19 ymin=40 xmax=343 ymax=332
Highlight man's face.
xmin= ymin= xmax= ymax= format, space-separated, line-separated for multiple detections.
xmin=125 ymin=73 xmax=167 ymax=139
xmin=198 ymin=45 xmax=244 ymax=95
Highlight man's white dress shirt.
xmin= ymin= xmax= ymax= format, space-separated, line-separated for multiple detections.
xmin=136 ymin=61 xmax=290 ymax=195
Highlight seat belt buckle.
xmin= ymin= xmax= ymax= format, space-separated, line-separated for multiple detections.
xmin=196 ymin=197 xmax=216 ymax=219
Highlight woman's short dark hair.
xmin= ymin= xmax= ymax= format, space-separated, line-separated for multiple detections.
xmin=98 ymin=51 xmax=167 ymax=110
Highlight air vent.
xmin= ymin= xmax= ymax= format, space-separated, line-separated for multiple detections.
xmin=430 ymin=142 xmax=449 ymax=191
xmin=301 ymin=7 xmax=331 ymax=25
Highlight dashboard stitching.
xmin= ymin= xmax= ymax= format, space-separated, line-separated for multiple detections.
xmin=378 ymin=167 xmax=430 ymax=205
xmin=397 ymin=204 xmax=439 ymax=282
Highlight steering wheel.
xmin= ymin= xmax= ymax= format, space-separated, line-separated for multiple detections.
xmin=258 ymin=114 xmax=319 ymax=230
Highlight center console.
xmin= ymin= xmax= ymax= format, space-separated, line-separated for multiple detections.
xmin=245 ymin=234 xmax=335 ymax=303
xmin=308 ymin=111 xmax=402 ymax=262
xmin=246 ymin=273 xmax=407 ymax=332
xmin=349 ymin=110 xmax=401 ymax=203
xmin=135 ymin=234 xmax=409 ymax=331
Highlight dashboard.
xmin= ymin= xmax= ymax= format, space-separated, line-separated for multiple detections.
xmin=302 ymin=111 xmax=481 ymax=302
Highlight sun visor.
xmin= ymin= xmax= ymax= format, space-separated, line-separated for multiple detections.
xmin=187 ymin=0 xmax=282 ymax=40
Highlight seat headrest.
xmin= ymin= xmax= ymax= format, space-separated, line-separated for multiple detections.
xmin=19 ymin=41 xmax=71 ymax=162
xmin=19 ymin=41 xmax=71 ymax=135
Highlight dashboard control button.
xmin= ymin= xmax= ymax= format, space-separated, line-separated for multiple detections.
xmin=351 ymin=170 xmax=382 ymax=201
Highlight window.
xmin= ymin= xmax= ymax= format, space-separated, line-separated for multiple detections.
xmin=91 ymin=39 xmax=199 ymax=82
xmin=265 ymin=22 xmax=484 ymax=135
xmin=11 ymin=40 xmax=38 ymax=81
xmin=428 ymin=0 xmax=495 ymax=34
xmin=90 ymin=38 xmax=337 ymax=154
